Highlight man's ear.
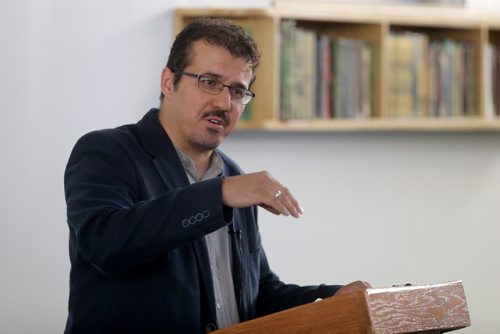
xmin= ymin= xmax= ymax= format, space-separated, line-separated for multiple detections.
xmin=160 ymin=67 xmax=175 ymax=98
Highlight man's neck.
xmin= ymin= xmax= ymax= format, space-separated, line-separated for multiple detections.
xmin=176 ymin=145 xmax=218 ymax=182
xmin=173 ymin=142 xmax=213 ymax=180
xmin=190 ymin=150 xmax=213 ymax=180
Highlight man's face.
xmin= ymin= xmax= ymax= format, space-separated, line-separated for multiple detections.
xmin=160 ymin=40 xmax=253 ymax=155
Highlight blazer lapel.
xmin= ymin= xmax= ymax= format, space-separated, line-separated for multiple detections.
xmin=136 ymin=108 xmax=218 ymax=323
xmin=152 ymin=158 xmax=186 ymax=190
xmin=136 ymin=109 xmax=189 ymax=189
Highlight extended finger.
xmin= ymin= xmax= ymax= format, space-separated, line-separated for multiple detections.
xmin=260 ymin=197 xmax=290 ymax=216
xmin=259 ymin=189 xmax=291 ymax=216
xmin=277 ymin=189 xmax=302 ymax=218
xmin=259 ymin=203 xmax=280 ymax=215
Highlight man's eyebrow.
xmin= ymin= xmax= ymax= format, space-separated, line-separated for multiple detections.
xmin=204 ymin=71 xmax=222 ymax=79
xmin=203 ymin=72 xmax=248 ymax=90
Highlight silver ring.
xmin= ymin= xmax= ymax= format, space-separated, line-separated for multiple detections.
xmin=274 ymin=190 xmax=282 ymax=199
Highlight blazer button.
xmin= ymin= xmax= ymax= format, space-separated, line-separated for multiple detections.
xmin=205 ymin=323 xmax=217 ymax=332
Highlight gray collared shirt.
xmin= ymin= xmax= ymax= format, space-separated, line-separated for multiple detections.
xmin=175 ymin=149 xmax=240 ymax=329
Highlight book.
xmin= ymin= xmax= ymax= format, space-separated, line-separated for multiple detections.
xmin=463 ymin=42 xmax=475 ymax=116
xmin=318 ymin=34 xmax=332 ymax=119
xmin=280 ymin=20 xmax=294 ymax=120
xmin=484 ymin=43 xmax=494 ymax=119
xmin=494 ymin=44 xmax=500 ymax=116
xmin=387 ymin=32 xmax=429 ymax=118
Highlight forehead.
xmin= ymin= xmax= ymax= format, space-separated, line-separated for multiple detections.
xmin=187 ymin=40 xmax=253 ymax=85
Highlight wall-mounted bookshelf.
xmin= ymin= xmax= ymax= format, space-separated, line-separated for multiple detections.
xmin=174 ymin=2 xmax=500 ymax=131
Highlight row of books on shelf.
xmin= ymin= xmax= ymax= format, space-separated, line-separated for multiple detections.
xmin=387 ymin=32 xmax=475 ymax=118
xmin=277 ymin=21 xmax=500 ymax=121
xmin=279 ymin=20 xmax=374 ymax=120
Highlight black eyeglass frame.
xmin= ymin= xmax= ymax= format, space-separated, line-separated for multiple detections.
xmin=179 ymin=71 xmax=255 ymax=105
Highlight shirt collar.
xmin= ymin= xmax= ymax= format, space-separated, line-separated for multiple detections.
xmin=175 ymin=148 xmax=223 ymax=183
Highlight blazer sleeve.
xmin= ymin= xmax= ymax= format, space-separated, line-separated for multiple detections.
xmin=65 ymin=130 xmax=232 ymax=276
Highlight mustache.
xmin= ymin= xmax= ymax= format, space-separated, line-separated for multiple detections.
xmin=202 ymin=110 xmax=230 ymax=127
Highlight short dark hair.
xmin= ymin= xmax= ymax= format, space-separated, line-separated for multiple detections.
xmin=160 ymin=17 xmax=260 ymax=101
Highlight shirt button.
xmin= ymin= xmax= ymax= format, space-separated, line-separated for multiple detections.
xmin=216 ymin=303 xmax=221 ymax=309
xmin=206 ymin=323 xmax=217 ymax=332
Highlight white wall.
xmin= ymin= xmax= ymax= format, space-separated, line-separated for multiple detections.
xmin=0 ymin=0 xmax=499 ymax=333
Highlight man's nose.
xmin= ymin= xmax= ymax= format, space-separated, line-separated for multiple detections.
xmin=210 ymin=87 xmax=232 ymax=110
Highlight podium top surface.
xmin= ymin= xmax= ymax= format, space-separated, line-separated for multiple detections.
xmin=365 ymin=281 xmax=470 ymax=333
xmin=214 ymin=281 xmax=470 ymax=334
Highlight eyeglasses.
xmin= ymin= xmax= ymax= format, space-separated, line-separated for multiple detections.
xmin=179 ymin=71 xmax=255 ymax=105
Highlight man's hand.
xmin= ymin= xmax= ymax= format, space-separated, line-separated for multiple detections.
xmin=222 ymin=171 xmax=303 ymax=218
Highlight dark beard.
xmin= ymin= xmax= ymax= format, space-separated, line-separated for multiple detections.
xmin=189 ymin=131 xmax=221 ymax=152
xmin=186 ymin=109 xmax=230 ymax=152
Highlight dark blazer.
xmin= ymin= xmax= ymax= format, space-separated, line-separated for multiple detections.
xmin=64 ymin=109 xmax=341 ymax=334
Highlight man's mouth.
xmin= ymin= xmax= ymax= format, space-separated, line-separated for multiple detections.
xmin=202 ymin=110 xmax=230 ymax=127
xmin=207 ymin=118 xmax=224 ymax=126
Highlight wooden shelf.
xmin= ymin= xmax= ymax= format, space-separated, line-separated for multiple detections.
xmin=175 ymin=4 xmax=500 ymax=132
xmin=273 ymin=1 xmax=500 ymax=27
xmin=238 ymin=117 xmax=500 ymax=132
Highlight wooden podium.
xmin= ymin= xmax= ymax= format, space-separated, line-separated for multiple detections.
xmin=214 ymin=281 xmax=470 ymax=333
